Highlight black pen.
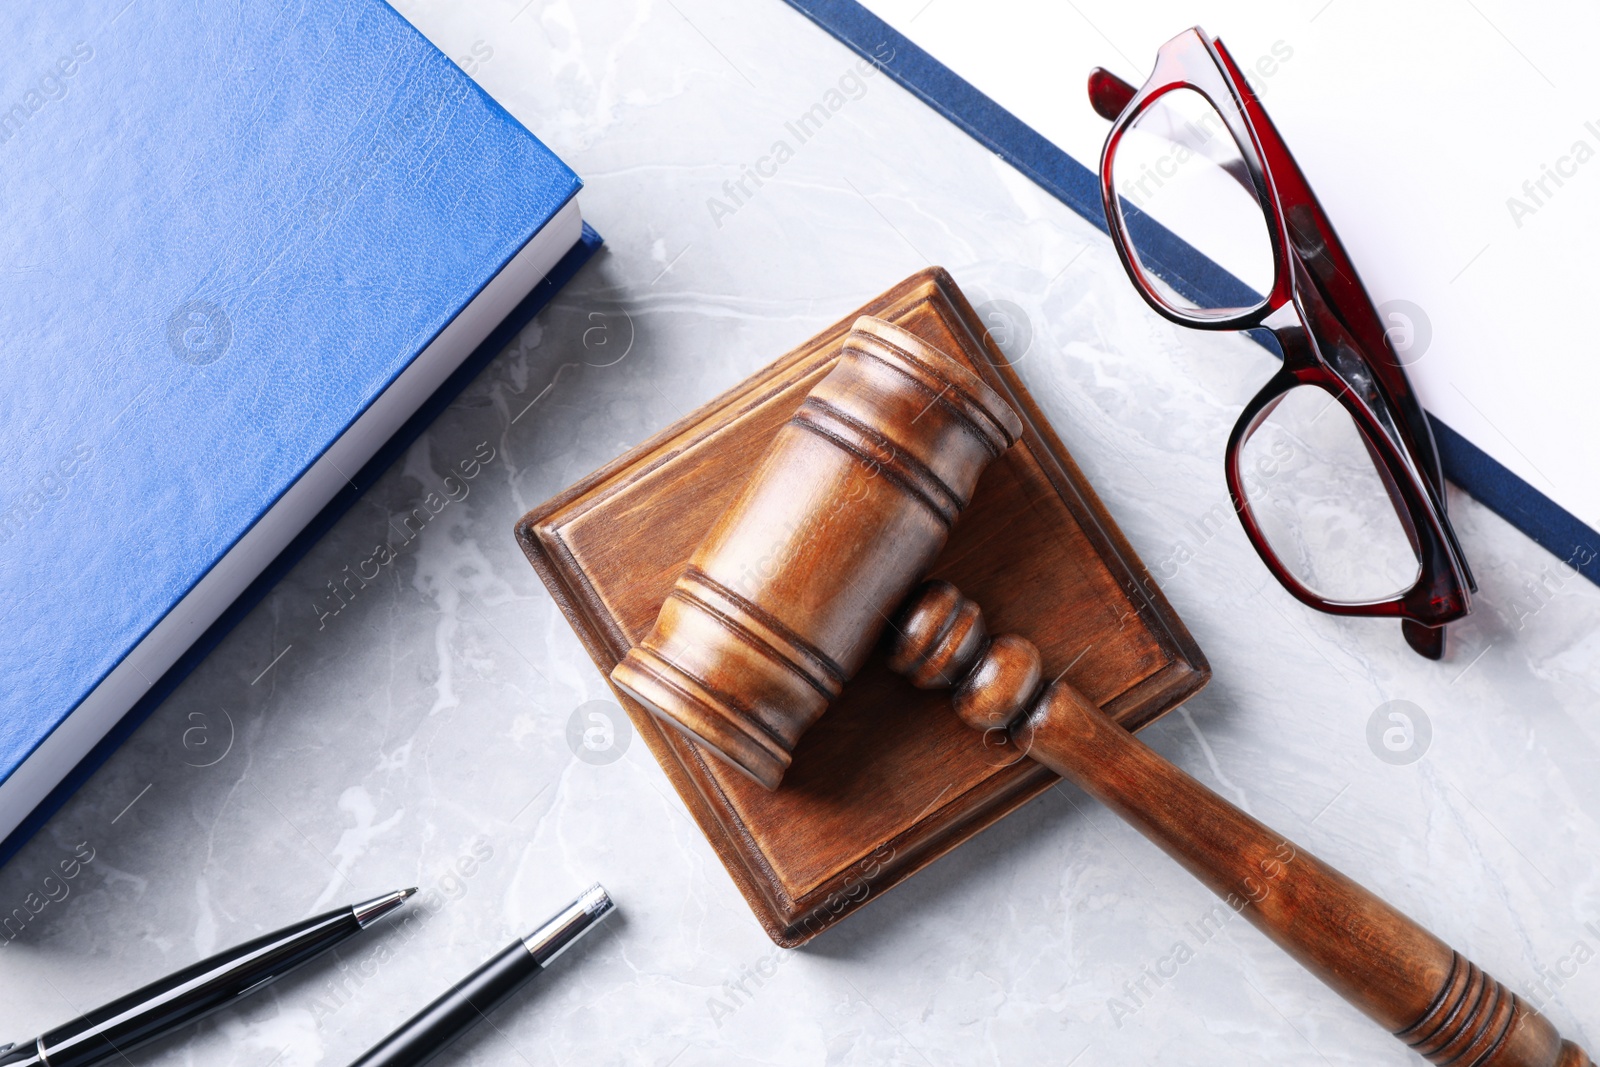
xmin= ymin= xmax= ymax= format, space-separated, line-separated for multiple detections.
xmin=349 ymin=884 xmax=614 ymax=1067
xmin=0 ymin=888 xmax=414 ymax=1067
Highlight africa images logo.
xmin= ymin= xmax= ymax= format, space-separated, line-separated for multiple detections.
xmin=566 ymin=700 xmax=632 ymax=766
xmin=167 ymin=299 xmax=233 ymax=365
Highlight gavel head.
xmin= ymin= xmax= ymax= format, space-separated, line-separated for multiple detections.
xmin=611 ymin=316 xmax=1023 ymax=789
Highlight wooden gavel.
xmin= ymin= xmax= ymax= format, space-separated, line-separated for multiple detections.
xmin=614 ymin=317 xmax=1590 ymax=1064
xmin=889 ymin=579 xmax=1588 ymax=1067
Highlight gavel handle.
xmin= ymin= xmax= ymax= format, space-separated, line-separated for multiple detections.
xmin=891 ymin=580 xmax=1587 ymax=1062
xmin=1023 ymin=681 xmax=1588 ymax=1067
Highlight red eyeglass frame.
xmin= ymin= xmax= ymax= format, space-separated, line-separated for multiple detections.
xmin=1088 ymin=26 xmax=1475 ymax=660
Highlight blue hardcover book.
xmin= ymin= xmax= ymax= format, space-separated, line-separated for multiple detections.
xmin=0 ymin=1 xmax=600 ymax=863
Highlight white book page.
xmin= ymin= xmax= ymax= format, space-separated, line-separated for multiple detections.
xmin=861 ymin=0 xmax=1600 ymax=535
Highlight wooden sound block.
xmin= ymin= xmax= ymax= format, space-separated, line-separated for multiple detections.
xmin=515 ymin=268 xmax=1209 ymax=946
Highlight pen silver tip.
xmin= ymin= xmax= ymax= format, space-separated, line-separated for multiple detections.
xmin=352 ymin=888 xmax=415 ymax=929
xmin=524 ymin=883 xmax=615 ymax=967
xmin=578 ymin=883 xmax=614 ymax=920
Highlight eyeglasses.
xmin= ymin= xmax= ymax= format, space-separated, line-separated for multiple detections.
xmin=1088 ymin=26 xmax=1475 ymax=659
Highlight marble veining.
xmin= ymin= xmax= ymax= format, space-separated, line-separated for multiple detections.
xmin=1 ymin=1 xmax=1596 ymax=1064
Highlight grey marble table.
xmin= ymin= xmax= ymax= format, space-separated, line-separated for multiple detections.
xmin=3 ymin=2 xmax=1597 ymax=1064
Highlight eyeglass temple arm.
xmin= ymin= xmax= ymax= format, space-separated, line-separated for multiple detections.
xmin=1088 ymin=67 xmax=1137 ymax=120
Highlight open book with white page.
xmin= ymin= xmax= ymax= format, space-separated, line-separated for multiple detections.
xmin=792 ymin=0 xmax=1599 ymax=588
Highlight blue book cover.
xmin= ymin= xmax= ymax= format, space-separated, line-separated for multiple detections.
xmin=0 ymin=0 xmax=598 ymax=861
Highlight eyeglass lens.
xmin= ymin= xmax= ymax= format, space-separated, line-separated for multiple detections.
xmin=1111 ymin=87 xmax=1273 ymax=315
xmin=1238 ymin=384 xmax=1424 ymax=604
